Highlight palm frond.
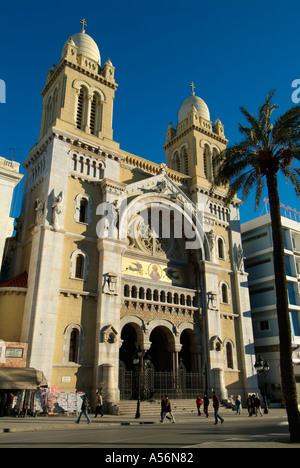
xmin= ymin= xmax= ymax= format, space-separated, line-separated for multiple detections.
xmin=280 ymin=165 xmax=300 ymax=198
xmin=273 ymin=106 xmax=300 ymax=145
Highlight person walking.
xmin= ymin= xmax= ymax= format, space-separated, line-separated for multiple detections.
xmin=247 ymin=394 xmax=254 ymax=417
xmin=203 ymin=394 xmax=209 ymax=418
xmin=212 ymin=391 xmax=224 ymax=425
xmin=196 ymin=396 xmax=203 ymax=416
xmin=161 ymin=395 xmax=176 ymax=424
xmin=253 ymin=394 xmax=263 ymax=417
xmin=76 ymin=395 xmax=91 ymax=425
xmin=235 ymin=396 xmax=242 ymax=415
xmin=94 ymin=391 xmax=104 ymax=418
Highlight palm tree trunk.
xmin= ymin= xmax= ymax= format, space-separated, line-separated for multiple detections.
xmin=266 ymin=170 xmax=300 ymax=442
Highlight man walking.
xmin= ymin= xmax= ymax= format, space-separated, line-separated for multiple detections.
xmin=212 ymin=391 xmax=224 ymax=425
xmin=203 ymin=394 xmax=209 ymax=418
xmin=161 ymin=395 xmax=176 ymax=424
xmin=76 ymin=394 xmax=91 ymax=425
xmin=94 ymin=391 xmax=104 ymax=418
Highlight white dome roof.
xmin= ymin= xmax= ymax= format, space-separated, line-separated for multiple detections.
xmin=62 ymin=31 xmax=101 ymax=65
xmin=178 ymin=94 xmax=210 ymax=123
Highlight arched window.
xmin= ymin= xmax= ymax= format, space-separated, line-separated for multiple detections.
xmin=203 ymin=145 xmax=210 ymax=179
xmin=75 ymin=254 xmax=84 ymax=279
xmin=212 ymin=148 xmax=219 ymax=179
xmin=173 ymin=152 xmax=181 ymax=172
xmin=139 ymin=287 xmax=145 ymax=300
xmin=71 ymin=249 xmax=89 ymax=281
xmin=79 ymin=198 xmax=88 ymax=223
xmin=181 ymin=147 xmax=189 ymax=175
xmin=124 ymin=285 xmax=130 ymax=297
xmin=69 ymin=328 xmax=80 ymax=363
xmin=75 ymin=194 xmax=91 ymax=224
xmin=90 ymin=92 xmax=101 ymax=135
xmin=76 ymin=87 xmax=88 ymax=130
xmin=221 ymin=283 xmax=229 ymax=304
xmin=218 ymin=237 xmax=225 ymax=259
xmin=132 ymin=286 xmax=137 ymax=298
xmin=226 ymin=342 xmax=234 ymax=369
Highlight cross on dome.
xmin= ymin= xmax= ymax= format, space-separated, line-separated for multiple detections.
xmin=80 ymin=18 xmax=87 ymax=33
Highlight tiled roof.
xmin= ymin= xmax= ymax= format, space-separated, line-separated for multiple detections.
xmin=0 ymin=271 xmax=28 ymax=288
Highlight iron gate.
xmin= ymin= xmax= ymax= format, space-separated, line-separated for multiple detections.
xmin=119 ymin=361 xmax=205 ymax=400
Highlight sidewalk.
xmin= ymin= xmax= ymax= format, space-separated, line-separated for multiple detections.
xmin=0 ymin=413 xmax=157 ymax=433
xmin=1 ymin=408 xmax=299 ymax=448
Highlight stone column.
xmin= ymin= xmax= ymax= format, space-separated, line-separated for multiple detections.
xmin=94 ymin=237 xmax=127 ymax=407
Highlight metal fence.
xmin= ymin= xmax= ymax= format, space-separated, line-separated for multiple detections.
xmin=119 ymin=362 xmax=205 ymax=400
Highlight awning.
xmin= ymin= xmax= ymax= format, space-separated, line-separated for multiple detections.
xmin=0 ymin=367 xmax=48 ymax=390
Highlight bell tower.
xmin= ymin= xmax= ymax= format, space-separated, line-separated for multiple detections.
xmin=39 ymin=19 xmax=119 ymax=150
xmin=164 ymin=83 xmax=228 ymax=197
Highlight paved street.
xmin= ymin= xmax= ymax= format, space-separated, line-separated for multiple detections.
xmin=0 ymin=409 xmax=299 ymax=449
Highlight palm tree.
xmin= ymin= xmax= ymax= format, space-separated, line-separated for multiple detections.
xmin=211 ymin=90 xmax=300 ymax=442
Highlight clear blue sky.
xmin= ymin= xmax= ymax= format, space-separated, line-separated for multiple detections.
xmin=0 ymin=0 xmax=299 ymax=223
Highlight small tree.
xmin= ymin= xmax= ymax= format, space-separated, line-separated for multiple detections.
xmin=211 ymin=90 xmax=300 ymax=442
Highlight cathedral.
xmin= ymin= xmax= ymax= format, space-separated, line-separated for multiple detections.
xmin=0 ymin=21 xmax=258 ymax=408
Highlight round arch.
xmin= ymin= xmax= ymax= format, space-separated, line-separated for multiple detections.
xmin=119 ymin=190 xmax=209 ymax=260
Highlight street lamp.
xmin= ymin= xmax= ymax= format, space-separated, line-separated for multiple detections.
xmin=133 ymin=345 xmax=143 ymax=419
xmin=254 ymin=355 xmax=270 ymax=414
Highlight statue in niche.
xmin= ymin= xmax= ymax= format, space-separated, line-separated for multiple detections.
xmin=51 ymin=194 xmax=63 ymax=231
xmin=236 ymin=244 xmax=246 ymax=273
xmin=35 ymin=198 xmax=45 ymax=226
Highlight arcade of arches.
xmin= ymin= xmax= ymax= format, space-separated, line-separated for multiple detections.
xmin=119 ymin=318 xmax=204 ymax=399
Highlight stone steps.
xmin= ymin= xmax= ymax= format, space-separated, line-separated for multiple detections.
xmin=115 ymin=399 xmax=205 ymax=416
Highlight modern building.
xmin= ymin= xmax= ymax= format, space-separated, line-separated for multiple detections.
xmin=241 ymin=212 xmax=300 ymax=403
xmin=0 ymin=156 xmax=23 ymax=266
xmin=0 ymin=21 xmax=258 ymax=409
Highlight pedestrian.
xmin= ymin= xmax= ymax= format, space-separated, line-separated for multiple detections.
xmin=76 ymin=394 xmax=91 ymax=425
xmin=161 ymin=395 xmax=176 ymax=424
xmin=196 ymin=396 xmax=203 ymax=416
xmin=247 ymin=394 xmax=254 ymax=417
xmin=253 ymin=394 xmax=263 ymax=417
xmin=94 ymin=391 xmax=104 ymax=418
xmin=212 ymin=391 xmax=224 ymax=425
xmin=160 ymin=396 xmax=171 ymax=422
xmin=235 ymin=396 xmax=242 ymax=415
xmin=203 ymin=394 xmax=209 ymax=418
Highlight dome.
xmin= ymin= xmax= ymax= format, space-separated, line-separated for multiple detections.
xmin=62 ymin=31 xmax=101 ymax=65
xmin=178 ymin=94 xmax=210 ymax=123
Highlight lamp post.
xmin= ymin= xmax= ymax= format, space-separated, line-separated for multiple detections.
xmin=132 ymin=345 xmax=143 ymax=419
xmin=254 ymin=355 xmax=270 ymax=414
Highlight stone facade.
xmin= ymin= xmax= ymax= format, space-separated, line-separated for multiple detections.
xmin=0 ymin=23 xmax=259 ymax=405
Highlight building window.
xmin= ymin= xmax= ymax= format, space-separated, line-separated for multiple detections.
xmin=173 ymin=152 xmax=180 ymax=172
xmin=218 ymin=237 xmax=225 ymax=259
xmin=79 ymin=198 xmax=88 ymax=223
xmin=75 ymin=255 xmax=84 ymax=279
xmin=69 ymin=328 xmax=80 ymax=363
xmin=221 ymin=283 xmax=229 ymax=304
xmin=70 ymin=250 xmax=89 ymax=281
xmin=90 ymin=92 xmax=101 ymax=135
xmin=259 ymin=321 xmax=270 ymax=331
xmin=74 ymin=194 xmax=91 ymax=224
xmin=63 ymin=324 xmax=83 ymax=365
xmin=76 ymin=87 xmax=88 ymax=130
xmin=226 ymin=342 xmax=234 ymax=369
xmin=181 ymin=147 xmax=189 ymax=175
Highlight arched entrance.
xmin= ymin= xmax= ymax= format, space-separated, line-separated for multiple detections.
xmin=119 ymin=321 xmax=205 ymax=400
xmin=148 ymin=326 xmax=173 ymax=372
